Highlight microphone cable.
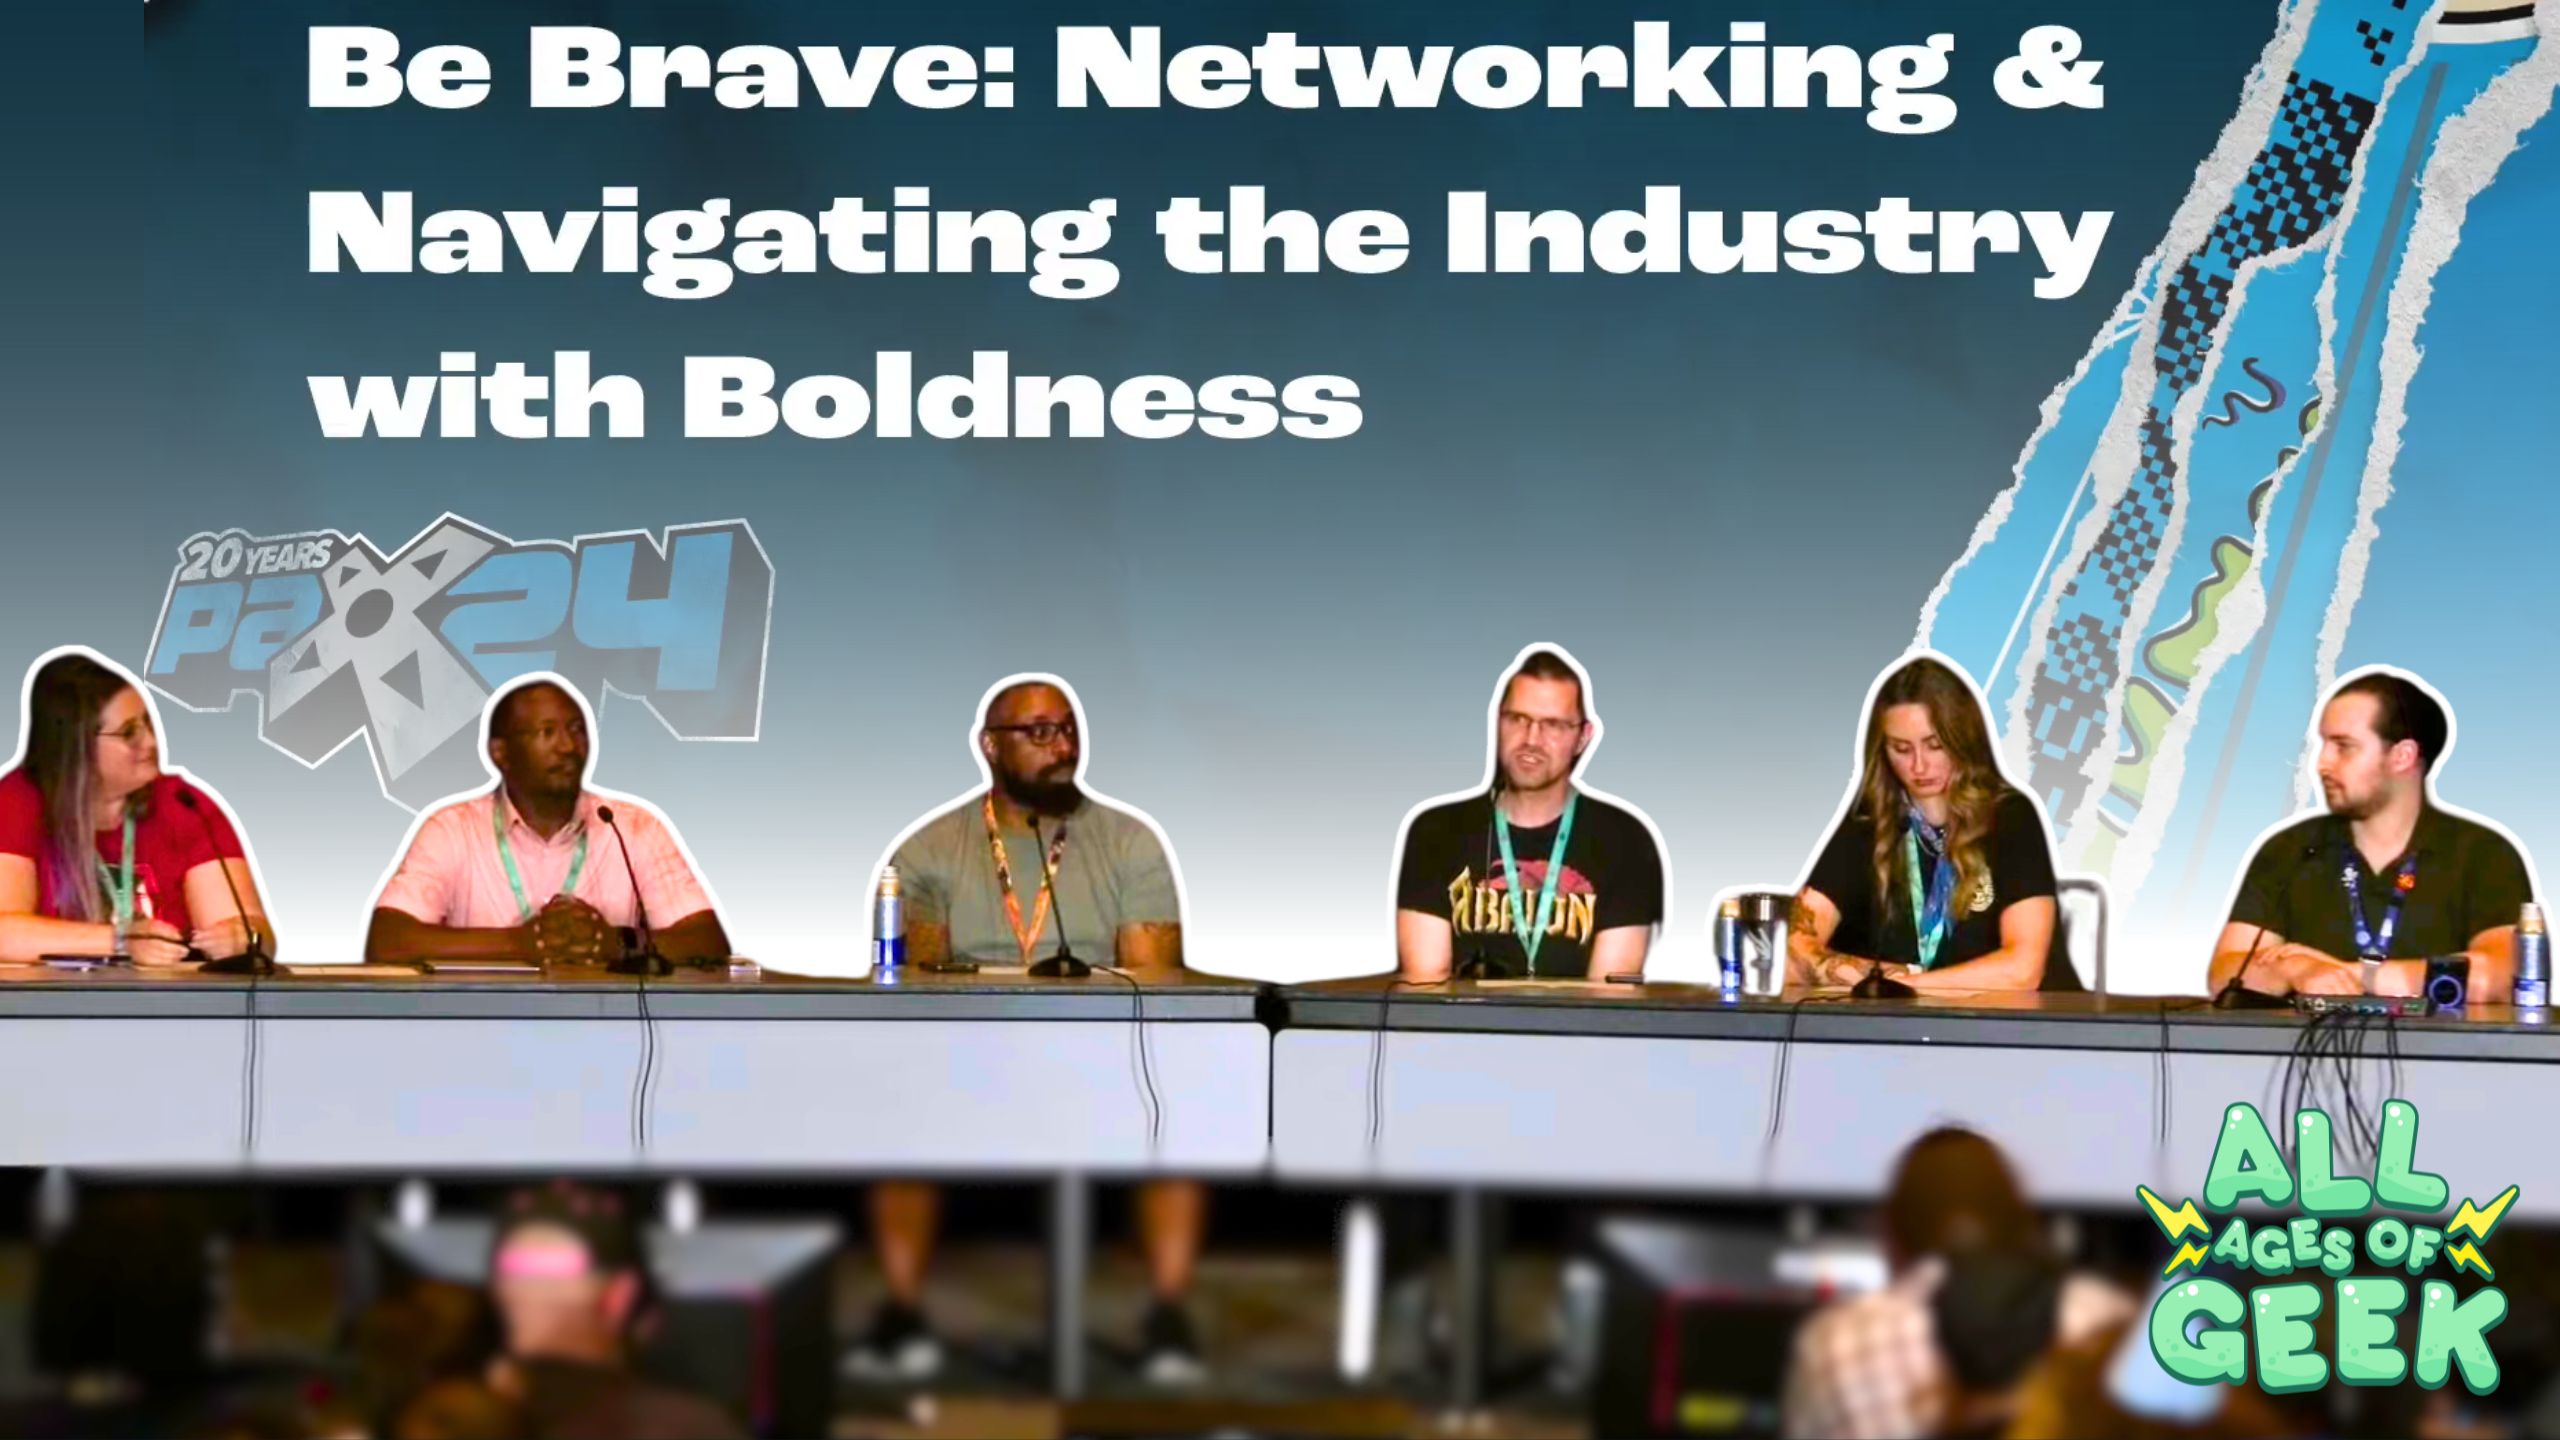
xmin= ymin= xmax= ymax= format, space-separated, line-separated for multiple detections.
xmin=1366 ymin=792 xmax=1497 ymax=1153
xmin=1093 ymin=961 xmax=1164 ymax=1154
xmin=1365 ymin=975 xmax=1453 ymax=1155
xmin=629 ymin=961 xmax=659 ymax=1159
xmin=2153 ymin=998 xmax=2175 ymax=1164
xmin=598 ymin=804 xmax=668 ymax=1161
xmin=1758 ymin=994 xmax=1819 ymax=1185
xmin=174 ymin=787 xmax=266 ymax=1165
xmin=244 ymin=954 xmax=263 ymax=1163
xmin=2277 ymin=1008 xmax=2396 ymax=1174
xmin=1017 ymin=810 xmax=1162 ymax=1152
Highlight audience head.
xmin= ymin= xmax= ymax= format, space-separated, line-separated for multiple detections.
xmin=1881 ymin=1126 xmax=2037 ymax=1272
xmin=488 ymin=1182 xmax=646 ymax=1367
xmin=1934 ymin=1244 xmax=2064 ymax=1398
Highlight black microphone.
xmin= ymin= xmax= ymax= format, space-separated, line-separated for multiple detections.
xmin=595 ymin=805 xmax=673 ymax=978
xmin=177 ymin=789 xmax=275 ymax=977
xmin=1850 ymin=953 xmax=1918 ymax=1000
xmin=1454 ymin=792 xmax=1513 ymax=981
xmin=1025 ymin=813 xmax=1091 ymax=979
xmin=2213 ymin=837 xmax=2325 ymax=1009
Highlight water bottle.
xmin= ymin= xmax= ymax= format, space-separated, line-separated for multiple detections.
xmin=1715 ymin=896 xmax=1744 ymax=999
xmin=872 ymin=866 xmax=905 ymax=980
xmin=2516 ymin=901 xmax=2549 ymax=1014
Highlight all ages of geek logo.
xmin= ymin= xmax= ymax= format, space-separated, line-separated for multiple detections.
xmin=2138 ymin=1100 xmax=2518 ymax=1396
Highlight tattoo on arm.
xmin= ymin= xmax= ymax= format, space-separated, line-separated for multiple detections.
xmin=1118 ymin=921 xmax=1184 ymax=970
xmin=1789 ymin=895 xmax=1839 ymax=964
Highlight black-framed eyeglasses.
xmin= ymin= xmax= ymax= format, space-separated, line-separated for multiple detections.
xmin=987 ymin=720 xmax=1078 ymax=746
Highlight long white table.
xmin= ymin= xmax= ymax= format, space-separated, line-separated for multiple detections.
xmin=0 ymin=967 xmax=1270 ymax=1175
xmin=0 ymin=964 xmax=1271 ymax=1399
xmin=1270 ymin=982 xmax=2560 ymax=1214
xmin=15 ymin=971 xmax=2547 ymax=1199
xmin=8 ymin=968 xmax=2554 ymax=1404
xmin=1270 ymin=979 xmax=2560 ymax=1406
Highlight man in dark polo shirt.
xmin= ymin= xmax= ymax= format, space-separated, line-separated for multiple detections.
xmin=2207 ymin=671 xmax=2538 ymax=1002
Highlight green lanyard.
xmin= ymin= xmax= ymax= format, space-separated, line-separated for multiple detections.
xmin=493 ymin=793 xmax=588 ymax=924
xmin=97 ymin=812 xmax=138 ymax=928
xmin=1493 ymin=791 xmax=1579 ymax=968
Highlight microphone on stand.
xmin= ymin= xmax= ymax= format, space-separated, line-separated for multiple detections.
xmin=1025 ymin=813 xmax=1091 ymax=979
xmin=596 ymin=805 xmax=673 ymax=978
xmin=2212 ymin=838 xmax=2325 ymax=1009
xmin=1454 ymin=789 xmax=1517 ymax=981
xmin=178 ymin=790 xmax=274 ymax=977
xmin=1850 ymin=955 xmax=1917 ymax=1000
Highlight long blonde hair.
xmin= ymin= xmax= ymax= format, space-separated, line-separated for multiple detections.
xmin=1859 ymin=659 xmax=2010 ymax=928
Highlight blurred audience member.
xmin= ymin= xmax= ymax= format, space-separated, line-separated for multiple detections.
xmin=391 ymin=1378 xmax=524 ymax=1440
xmin=2008 ymin=1311 xmax=2295 ymax=1440
xmin=483 ymin=1182 xmax=743 ymax=1440
xmin=1931 ymin=1245 xmax=2062 ymax=1438
xmin=1781 ymin=1128 xmax=2131 ymax=1439
xmin=33 ymin=1186 xmax=220 ymax=1407
xmin=349 ymin=1277 xmax=496 ymax=1437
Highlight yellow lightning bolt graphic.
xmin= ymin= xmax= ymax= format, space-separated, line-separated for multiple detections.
xmin=2448 ymin=1186 xmax=2519 ymax=1241
xmin=2138 ymin=1186 xmax=2209 ymax=1239
xmin=2163 ymin=1241 xmax=2211 ymax=1278
xmin=2443 ymin=1186 xmax=2520 ymax=1279
xmin=2137 ymin=1186 xmax=2213 ymax=1276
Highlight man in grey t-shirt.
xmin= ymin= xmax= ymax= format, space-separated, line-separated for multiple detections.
xmin=891 ymin=753 xmax=1180 ymax=970
xmin=850 ymin=678 xmax=1204 ymax=1387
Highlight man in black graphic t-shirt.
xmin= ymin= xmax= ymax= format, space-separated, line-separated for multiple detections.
xmin=1395 ymin=649 xmax=1665 ymax=980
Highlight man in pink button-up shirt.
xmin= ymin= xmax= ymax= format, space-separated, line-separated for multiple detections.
xmin=364 ymin=679 xmax=728 ymax=968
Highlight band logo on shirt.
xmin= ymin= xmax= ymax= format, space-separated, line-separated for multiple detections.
xmin=1445 ymin=861 xmax=1598 ymax=945
xmin=143 ymin=514 xmax=772 ymax=810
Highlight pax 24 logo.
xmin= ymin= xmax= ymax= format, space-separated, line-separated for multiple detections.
xmin=2138 ymin=1100 xmax=2519 ymax=1398
xmin=145 ymin=515 xmax=771 ymax=809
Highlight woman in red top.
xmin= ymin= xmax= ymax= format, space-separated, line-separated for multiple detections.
xmin=0 ymin=651 xmax=275 ymax=967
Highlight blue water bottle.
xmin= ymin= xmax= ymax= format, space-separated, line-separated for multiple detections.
xmin=1715 ymin=896 xmax=1744 ymax=1000
xmin=872 ymin=865 xmax=906 ymax=982
xmin=2515 ymin=902 xmax=2548 ymax=1016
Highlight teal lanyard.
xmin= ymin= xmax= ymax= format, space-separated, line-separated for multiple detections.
xmin=1903 ymin=828 xmax=1948 ymax=970
xmin=1492 ymin=791 xmax=1579 ymax=968
xmin=493 ymin=794 xmax=588 ymax=924
xmin=96 ymin=812 xmax=137 ymax=927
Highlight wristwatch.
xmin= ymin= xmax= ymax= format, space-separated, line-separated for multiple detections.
xmin=2360 ymin=957 xmax=2383 ymax=995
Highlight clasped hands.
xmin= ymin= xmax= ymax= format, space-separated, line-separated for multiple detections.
xmin=524 ymin=895 xmax=626 ymax=968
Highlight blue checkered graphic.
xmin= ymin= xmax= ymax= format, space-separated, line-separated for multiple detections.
xmin=2015 ymin=8 xmax=2406 ymax=824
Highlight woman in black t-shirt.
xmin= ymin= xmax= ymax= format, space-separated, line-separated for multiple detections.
xmin=1788 ymin=658 xmax=2058 ymax=992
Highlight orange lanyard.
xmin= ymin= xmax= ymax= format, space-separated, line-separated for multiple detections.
xmin=982 ymin=792 xmax=1068 ymax=963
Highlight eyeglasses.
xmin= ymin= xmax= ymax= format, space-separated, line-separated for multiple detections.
xmin=95 ymin=719 xmax=155 ymax=748
xmin=1498 ymin=711 xmax=1584 ymax=742
xmin=988 ymin=720 xmax=1078 ymax=746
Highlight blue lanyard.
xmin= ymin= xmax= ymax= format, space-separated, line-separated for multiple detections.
xmin=1492 ymin=791 xmax=1579 ymax=967
xmin=1902 ymin=821 xmax=1957 ymax=970
xmin=2341 ymin=846 xmax=2418 ymax=960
